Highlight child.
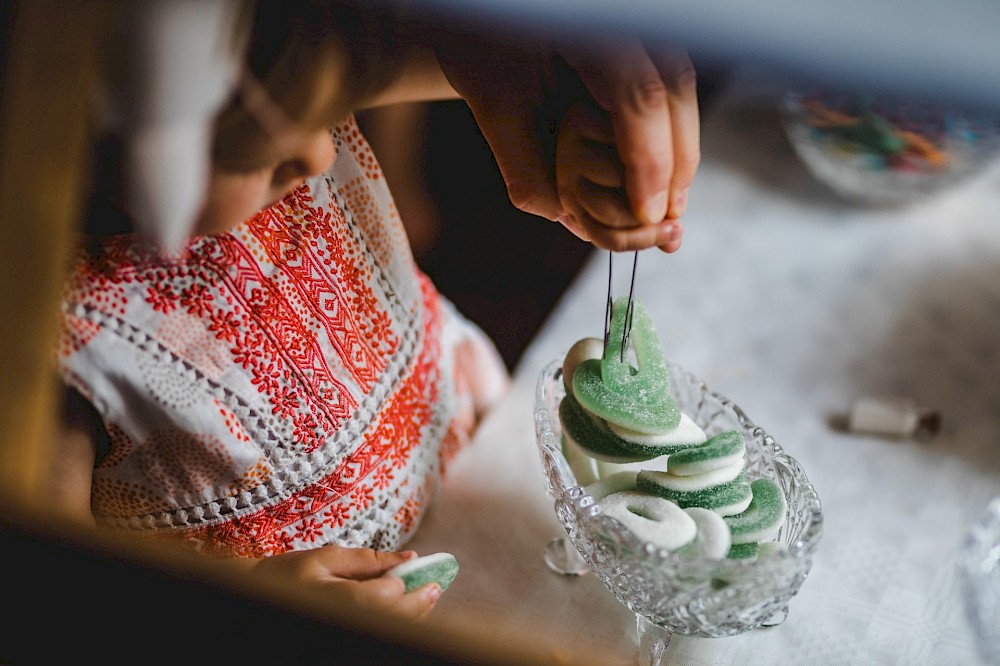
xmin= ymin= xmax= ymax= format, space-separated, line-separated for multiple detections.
xmin=57 ymin=0 xmax=509 ymax=620
xmin=52 ymin=0 xmax=692 ymax=621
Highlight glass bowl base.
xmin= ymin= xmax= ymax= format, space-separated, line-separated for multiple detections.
xmin=543 ymin=536 xmax=590 ymax=576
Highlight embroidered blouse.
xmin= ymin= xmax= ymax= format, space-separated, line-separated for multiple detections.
xmin=57 ymin=117 xmax=505 ymax=558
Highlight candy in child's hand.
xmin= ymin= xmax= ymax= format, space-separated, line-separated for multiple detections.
xmin=598 ymin=490 xmax=697 ymax=552
xmin=724 ymin=478 xmax=788 ymax=545
xmin=573 ymin=298 xmax=680 ymax=434
xmin=387 ymin=552 xmax=460 ymax=593
xmin=667 ymin=429 xmax=746 ymax=476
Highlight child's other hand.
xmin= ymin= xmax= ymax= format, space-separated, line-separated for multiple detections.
xmin=556 ymin=99 xmax=683 ymax=253
xmin=252 ymin=546 xmax=441 ymax=621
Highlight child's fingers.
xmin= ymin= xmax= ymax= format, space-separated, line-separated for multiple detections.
xmin=338 ymin=577 xmax=441 ymax=621
xmin=569 ymin=180 xmax=637 ymax=230
xmin=566 ymin=98 xmax=615 ymax=144
xmin=388 ymin=582 xmax=443 ymax=622
xmin=334 ymin=575 xmax=408 ymax=613
xmin=567 ymin=140 xmax=624 ymax=189
xmin=311 ymin=546 xmax=417 ymax=579
xmin=562 ymin=41 xmax=674 ymax=226
xmin=648 ymin=45 xmax=700 ymax=219
xmin=657 ymin=220 xmax=684 ymax=254
xmin=572 ymin=211 xmax=679 ymax=253
xmin=561 ymin=41 xmax=700 ymax=226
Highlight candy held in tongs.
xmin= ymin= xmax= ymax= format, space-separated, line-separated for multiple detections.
xmin=572 ymin=297 xmax=686 ymax=436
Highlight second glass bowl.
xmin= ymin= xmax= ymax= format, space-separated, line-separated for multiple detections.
xmin=780 ymin=87 xmax=1000 ymax=206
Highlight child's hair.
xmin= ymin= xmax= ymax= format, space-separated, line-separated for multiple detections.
xmin=212 ymin=0 xmax=410 ymax=173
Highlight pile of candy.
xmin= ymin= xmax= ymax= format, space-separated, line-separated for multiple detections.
xmin=559 ymin=297 xmax=786 ymax=561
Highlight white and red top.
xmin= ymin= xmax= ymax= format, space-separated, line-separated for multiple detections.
xmin=57 ymin=117 xmax=506 ymax=558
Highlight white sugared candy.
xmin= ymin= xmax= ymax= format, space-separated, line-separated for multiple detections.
xmin=584 ymin=471 xmax=639 ymax=502
xmin=562 ymin=336 xmax=605 ymax=392
xmin=598 ymin=491 xmax=696 ymax=552
xmin=677 ymin=507 xmax=732 ymax=559
xmin=642 ymin=459 xmax=743 ymax=492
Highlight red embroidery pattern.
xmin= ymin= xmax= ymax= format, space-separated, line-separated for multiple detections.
xmin=243 ymin=184 xmax=398 ymax=392
xmin=336 ymin=119 xmax=382 ymax=182
xmin=192 ymin=235 xmax=358 ymax=449
xmin=173 ymin=275 xmax=442 ymax=557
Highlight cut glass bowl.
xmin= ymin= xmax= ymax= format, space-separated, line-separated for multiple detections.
xmin=534 ymin=357 xmax=823 ymax=661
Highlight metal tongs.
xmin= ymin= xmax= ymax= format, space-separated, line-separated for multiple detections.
xmin=603 ymin=250 xmax=639 ymax=362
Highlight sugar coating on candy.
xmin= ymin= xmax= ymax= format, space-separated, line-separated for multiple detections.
xmin=725 ymin=478 xmax=788 ymax=545
xmin=638 ymin=470 xmax=752 ymax=516
xmin=561 ymin=434 xmax=601 ymax=486
xmin=667 ymin=430 xmax=746 ymax=477
xmin=676 ymin=507 xmax=732 ymax=560
xmin=639 ymin=459 xmax=743 ymax=492
xmin=573 ymin=298 xmax=681 ymax=434
xmin=573 ymin=360 xmax=681 ymax=435
xmin=562 ymin=336 xmax=605 ymax=393
xmin=584 ymin=471 xmax=639 ymax=502
xmin=559 ymin=395 xmax=653 ymax=463
xmin=599 ymin=491 xmax=697 ymax=552
xmin=726 ymin=542 xmax=760 ymax=560
xmin=387 ymin=552 xmax=460 ymax=593
xmin=599 ymin=297 xmax=646 ymax=390
xmin=710 ymin=492 xmax=755 ymax=517
xmin=608 ymin=413 xmax=706 ymax=451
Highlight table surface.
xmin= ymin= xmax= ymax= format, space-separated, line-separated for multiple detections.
xmin=407 ymin=70 xmax=1000 ymax=665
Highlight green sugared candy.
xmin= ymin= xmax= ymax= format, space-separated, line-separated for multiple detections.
xmin=387 ymin=552 xmax=460 ymax=593
xmin=726 ymin=542 xmax=760 ymax=560
xmin=725 ymin=478 xmax=787 ymax=545
xmin=573 ymin=298 xmax=680 ymax=435
xmin=559 ymin=395 xmax=651 ymax=462
xmin=667 ymin=430 xmax=746 ymax=476
xmin=637 ymin=470 xmax=752 ymax=515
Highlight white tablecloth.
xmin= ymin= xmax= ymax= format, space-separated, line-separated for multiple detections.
xmin=408 ymin=72 xmax=1000 ymax=665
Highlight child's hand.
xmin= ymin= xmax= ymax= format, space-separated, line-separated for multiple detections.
xmin=556 ymin=99 xmax=684 ymax=253
xmin=436 ymin=34 xmax=699 ymax=237
xmin=251 ymin=546 xmax=442 ymax=621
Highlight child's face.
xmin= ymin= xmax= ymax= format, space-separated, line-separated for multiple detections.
xmin=194 ymin=125 xmax=336 ymax=236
